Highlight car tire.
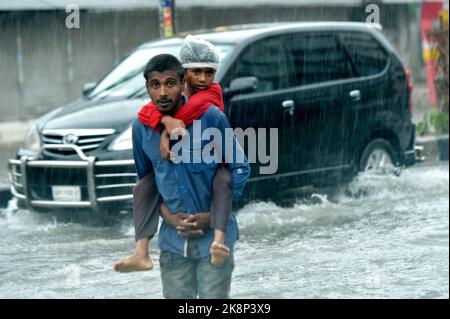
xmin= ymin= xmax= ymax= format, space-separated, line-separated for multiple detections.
xmin=358 ymin=138 xmax=399 ymax=174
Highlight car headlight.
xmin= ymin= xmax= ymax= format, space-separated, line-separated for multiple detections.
xmin=108 ymin=126 xmax=132 ymax=151
xmin=23 ymin=123 xmax=42 ymax=153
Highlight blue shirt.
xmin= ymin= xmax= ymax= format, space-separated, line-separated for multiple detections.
xmin=132 ymin=105 xmax=250 ymax=257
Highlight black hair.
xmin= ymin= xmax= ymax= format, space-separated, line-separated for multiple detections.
xmin=143 ymin=54 xmax=185 ymax=83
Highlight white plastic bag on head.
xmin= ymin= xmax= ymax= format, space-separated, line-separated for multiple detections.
xmin=180 ymin=34 xmax=219 ymax=70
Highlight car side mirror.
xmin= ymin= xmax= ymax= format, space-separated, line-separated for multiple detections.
xmin=224 ymin=77 xmax=258 ymax=97
xmin=82 ymin=82 xmax=97 ymax=97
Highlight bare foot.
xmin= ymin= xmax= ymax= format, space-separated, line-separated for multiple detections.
xmin=113 ymin=254 xmax=153 ymax=273
xmin=210 ymin=242 xmax=230 ymax=266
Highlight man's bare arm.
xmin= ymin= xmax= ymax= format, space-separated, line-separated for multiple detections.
xmin=161 ymin=116 xmax=185 ymax=134
xmin=159 ymin=202 xmax=187 ymax=228
xmin=160 ymin=129 xmax=171 ymax=160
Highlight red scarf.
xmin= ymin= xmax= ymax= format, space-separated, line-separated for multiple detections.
xmin=138 ymin=83 xmax=224 ymax=130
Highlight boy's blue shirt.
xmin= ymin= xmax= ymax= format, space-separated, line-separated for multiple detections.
xmin=132 ymin=104 xmax=250 ymax=257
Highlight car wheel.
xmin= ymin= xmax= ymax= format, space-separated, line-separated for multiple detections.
xmin=359 ymin=138 xmax=399 ymax=174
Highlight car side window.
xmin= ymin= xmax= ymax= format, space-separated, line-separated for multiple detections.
xmin=339 ymin=31 xmax=388 ymax=77
xmin=284 ymin=32 xmax=355 ymax=87
xmin=226 ymin=36 xmax=288 ymax=93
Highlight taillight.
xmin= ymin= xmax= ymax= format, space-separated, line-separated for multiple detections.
xmin=404 ymin=66 xmax=413 ymax=113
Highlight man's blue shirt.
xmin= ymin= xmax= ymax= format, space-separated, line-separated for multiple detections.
xmin=132 ymin=105 xmax=250 ymax=258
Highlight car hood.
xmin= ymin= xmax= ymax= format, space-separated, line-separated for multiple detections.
xmin=37 ymin=97 xmax=148 ymax=133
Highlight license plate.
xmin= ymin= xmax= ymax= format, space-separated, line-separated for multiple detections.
xmin=52 ymin=186 xmax=81 ymax=202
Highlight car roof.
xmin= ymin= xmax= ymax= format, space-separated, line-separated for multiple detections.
xmin=139 ymin=22 xmax=383 ymax=48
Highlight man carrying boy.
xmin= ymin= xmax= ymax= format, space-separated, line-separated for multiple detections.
xmin=114 ymin=36 xmax=237 ymax=273
xmin=130 ymin=53 xmax=249 ymax=298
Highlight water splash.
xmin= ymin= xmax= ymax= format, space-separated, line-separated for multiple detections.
xmin=0 ymin=163 xmax=447 ymax=298
xmin=344 ymin=164 xmax=448 ymax=199
xmin=237 ymin=164 xmax=449 ymax=239
xmin=0 ymin=198 xmax=59 ymax=233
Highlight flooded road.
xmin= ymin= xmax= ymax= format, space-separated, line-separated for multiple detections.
xmin=0 ymin=162 xmax=448 ymax=299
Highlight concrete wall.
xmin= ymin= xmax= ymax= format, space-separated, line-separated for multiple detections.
xmin=0 ymin=10 xmax=159 ymax=121
xmin=0 ymin=3 xmax=425 ymax=122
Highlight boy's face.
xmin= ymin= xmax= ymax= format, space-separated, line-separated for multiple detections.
xmin=186 ymin=68 xmax=216 ymax=94
xmin=146 ymin=70 xmax=184 ymax=114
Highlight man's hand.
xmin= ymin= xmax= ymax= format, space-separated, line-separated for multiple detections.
xmin=176 ymin=213 xmax=210 ymax=238
xmin=161 ymin=116 xmax=186 ymax=136
xmin=164 ymin=211 xmax=203 ymax=237
xmin=160 ymin=203 xmax=210 ymax=238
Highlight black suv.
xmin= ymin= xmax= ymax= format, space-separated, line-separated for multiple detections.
xmin=9 ymin=22 xmax=420 ymax=213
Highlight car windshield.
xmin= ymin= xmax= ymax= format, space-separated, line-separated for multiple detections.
xmin=87 ymin=42 xmax=235 ymax=101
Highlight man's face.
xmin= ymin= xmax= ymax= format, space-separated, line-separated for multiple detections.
xmin=186 ymin=68 xmax=216 ymax=94
xmin=146 ymin=70 xmax=184 ymax=113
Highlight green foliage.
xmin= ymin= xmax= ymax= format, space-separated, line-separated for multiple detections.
xmin=416 ymin=115 xmax=430 ymax=136
xmin=430 ymin=110 xmax=449 ymax=134
xmin=418 ymin=111 xmax=449 ymax=136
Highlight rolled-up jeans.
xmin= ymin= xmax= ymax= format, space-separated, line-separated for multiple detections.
xmin=159 ymin=240 xmax=234 ymax=299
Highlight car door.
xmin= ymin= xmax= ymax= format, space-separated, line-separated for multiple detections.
xmin=221 ymin=35 xmax=294 ymax=183
xmin=337 ymin=30 xmax=391 ymax=161
xmin=281 ymin=31 xmax=359 ymax=182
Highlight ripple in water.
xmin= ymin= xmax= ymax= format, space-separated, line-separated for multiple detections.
xmin=0 ymin=163 xmax=448 ymax=298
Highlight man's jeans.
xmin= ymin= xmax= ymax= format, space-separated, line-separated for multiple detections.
xmin=159 ymin=240 xmax=234 ymax=299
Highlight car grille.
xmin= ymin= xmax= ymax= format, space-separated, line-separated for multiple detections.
xmin=42 ymin=129 xmax=115 ymax=156
xmin=28 ymin=166 xmax=89 ymax=201
xmin=94 ymin=163 xmax=137 ymax=200
xmin=9 ymin=158 xmax=137 ymax=204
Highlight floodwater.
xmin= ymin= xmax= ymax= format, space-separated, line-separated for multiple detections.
xmin=0 ymin=162 xmax=448 ymax=299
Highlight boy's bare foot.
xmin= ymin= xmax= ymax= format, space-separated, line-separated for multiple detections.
xmin=210 ymin=242 xmax=230 ymax=266
xmin=113 ymin=254 xmax=153 ymax=273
